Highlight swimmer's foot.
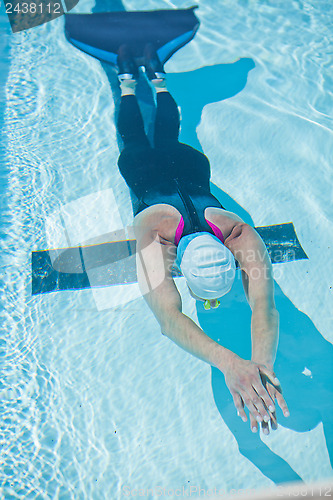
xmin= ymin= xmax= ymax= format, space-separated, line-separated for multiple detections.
xmin=143 ymin=43 xmax=166 ymax=81
xmin=117 ymin=44 xmax=139 ymax=82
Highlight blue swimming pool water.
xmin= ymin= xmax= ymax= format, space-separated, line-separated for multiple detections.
xmin=1 ymin=0 xmax=333 ymax=498
xmin=0 ymin=5 xmax=10 ymax=244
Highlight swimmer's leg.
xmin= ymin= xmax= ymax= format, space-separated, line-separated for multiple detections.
xmin=152 ymin=79 xmax=211 ymax=185
xmin=117 ymin=93 xmax=150 ymax=149
xmin=141 ymin=43 xmax=180 ymax=147
xmin=153 ymin=84 xmax=211 ymax=186
xmin=117 ymin=92 xmax=155 ymax=195
xmin=153 ymin=82 xmax=181 ymax=148
xmin=116 ymin=44 xmax=150 ymax=148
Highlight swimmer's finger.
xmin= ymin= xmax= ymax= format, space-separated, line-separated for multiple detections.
xmin=261 ymin=419 xmax=270 ymax=435
xmin=232 ymin=392 xmax=247 ymax=423
xmin=265 ymin=384 xmax=279 ymax=430
xmin=258 ymin=366 xmax=281 ymax=389
xmin=270 ymin=411 xmax=278 ymax=430
xmin=253 ymin=380 xmax=276 ymax=415
xmin=275 ymin=390 xmax=290 ymax=418
xmin=249 ymin=413 xmax=258 ymax=433
xmin=260 ymin=405 xmax=277 ymax=434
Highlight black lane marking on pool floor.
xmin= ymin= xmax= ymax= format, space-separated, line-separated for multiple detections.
xmin=31 ymin=222 xmax=308 ymax=295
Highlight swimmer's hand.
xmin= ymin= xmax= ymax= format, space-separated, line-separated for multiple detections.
xmin=222 ymin=354 xmax=289 ymax=435
xmin=251 ymin=370 xmax=289 ymax=435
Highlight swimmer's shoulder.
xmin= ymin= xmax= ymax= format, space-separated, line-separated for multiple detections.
xmin=134 ymin=204 xmax=181 ymax=242
xmin=205 ymin=207 xmax=245 ymax=240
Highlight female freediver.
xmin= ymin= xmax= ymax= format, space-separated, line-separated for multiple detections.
xmin=116 ymin=44 xmax=290 ymax=435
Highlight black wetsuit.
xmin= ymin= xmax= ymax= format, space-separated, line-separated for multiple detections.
xmin=117 ymin=92 xmax=224 ymax=238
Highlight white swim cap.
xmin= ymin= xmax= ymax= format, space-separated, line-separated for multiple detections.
xmin=176 ymin=233 xmax=236 ymax=300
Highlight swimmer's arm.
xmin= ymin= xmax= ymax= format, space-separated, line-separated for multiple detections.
xmin=135 ymin=231 xmax=234 ymax=369
xmin=225 ymin=224 xmax=279 ymax=368
xmin=225 ymin=224 xmax=290 ymax=431
xmin=241 ymin=269 xmax=279 ymax=369
xmin=136 ymin=229 xmax=287 ymax=429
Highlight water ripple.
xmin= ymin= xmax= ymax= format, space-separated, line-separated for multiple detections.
xmin=1 ymin=0 xmax=333 ymax=496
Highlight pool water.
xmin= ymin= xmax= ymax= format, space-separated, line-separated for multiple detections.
xmin=1 ymin=0 xmax=333 ymax=498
